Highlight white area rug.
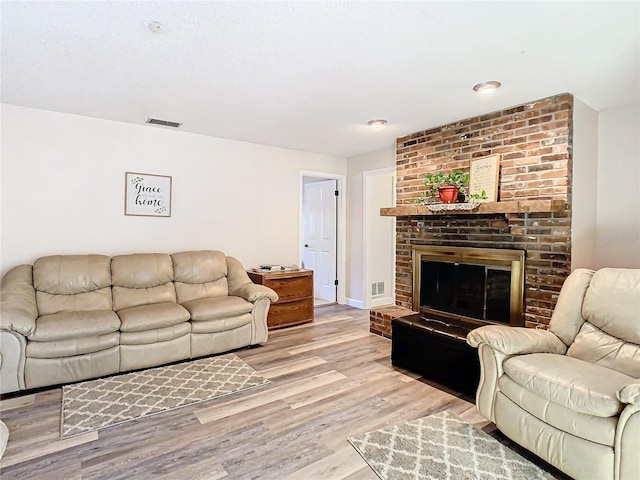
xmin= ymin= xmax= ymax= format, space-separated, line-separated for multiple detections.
xmin=349 ymin=411 xmax=556 ymax=480
xmin=61 ymin=353 xmax=268 ymax=438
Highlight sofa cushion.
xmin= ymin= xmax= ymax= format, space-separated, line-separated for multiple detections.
xmin=26 ymin=332 xmax=120 ymax=358
xmin=117 ymin=303 xmax=190 ymax=332
xmin=112 ymin=254 xmax=176 ymax=311
xmin=567 ymin=322 xmax=640 ymax=378
xmin=34 ymin=255 xmax=112 ymax=315
xmin=120 ymin=323 xmax=191 ymax=345
xmin=29 ymin=310 xmax=120 ymax=341
xmin=503 ymin=353 xmax=634 ymax=417
xmin=191 ymin=313 xmax=253 ymax=334
xmin=172 ymin=251 xmax=228 ymax=303
xmin=181 ymin=296 xmax=253 ymax=322
xmin=582 ymin=268 xmax=640 ymax=344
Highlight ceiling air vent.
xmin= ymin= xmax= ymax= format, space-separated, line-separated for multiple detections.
xmin=146 ymin=118 xmax=182 ymax=128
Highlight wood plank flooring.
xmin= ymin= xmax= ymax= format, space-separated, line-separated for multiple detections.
xmin=0 ymin=305 xmax=564 ymax=479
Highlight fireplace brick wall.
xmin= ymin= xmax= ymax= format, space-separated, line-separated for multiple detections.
xmin=386 ymin=93 xmax=573 ymax=332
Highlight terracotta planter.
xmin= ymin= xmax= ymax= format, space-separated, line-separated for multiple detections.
xmin=438 ymin=186 xmax=459 ymax=204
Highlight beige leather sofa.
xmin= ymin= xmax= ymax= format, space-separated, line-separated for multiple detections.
xmin=0 ymin=250 xmax=278 ymax=394
xmin=467 ymin=268 xmax=640 ymax=480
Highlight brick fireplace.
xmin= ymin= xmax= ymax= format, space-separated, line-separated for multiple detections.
xmin=371 ymin=93 xmax=573 ymax=337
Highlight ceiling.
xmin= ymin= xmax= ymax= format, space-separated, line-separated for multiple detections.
xmin=2 ymin=1 xmax=638 ymax=158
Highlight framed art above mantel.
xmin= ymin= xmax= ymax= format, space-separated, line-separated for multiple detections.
xmin=124 ymin=172 xmax=172 ymax=217
xmin=469 ymin=154 xmax=500 ymax=203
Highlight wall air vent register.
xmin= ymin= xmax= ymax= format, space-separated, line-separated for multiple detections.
xmin=146 ymin=118 xmax=182 ymax=128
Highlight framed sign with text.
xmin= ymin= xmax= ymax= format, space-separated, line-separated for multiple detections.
xmin=469 ymin=154 xmax=500 ymax=202
xmin=124 ymin=172 xmax=172 ymax=217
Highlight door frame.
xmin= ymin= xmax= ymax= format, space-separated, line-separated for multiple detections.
xmin=363 ymin=167 xmax=396 ymax=309
xmin=299 ymin=170 xmax=346 ymax=305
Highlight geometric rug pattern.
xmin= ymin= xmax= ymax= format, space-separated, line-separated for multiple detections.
xmin=348 ymin=411 xmax=556 ymax=480
xmin=61 ymin=353 xmax=268 ymax=438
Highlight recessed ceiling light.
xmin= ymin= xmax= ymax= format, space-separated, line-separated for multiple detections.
xmin=473 ymin=81 xmax=501 ymax=95
xmin=367 ymin=119 xmax=388 ymax=128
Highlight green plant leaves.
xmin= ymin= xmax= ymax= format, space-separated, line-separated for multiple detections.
xmin=422 ymin=170 xmax=469 ymax=201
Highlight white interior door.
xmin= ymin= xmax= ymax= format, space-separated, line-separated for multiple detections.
xmin=302 ymin=179 xmax=337 ymax=302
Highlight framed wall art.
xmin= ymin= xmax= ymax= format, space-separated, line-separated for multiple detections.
xmin=124 ymin=172 xmax=172 ymax=217
xmin=469 ymin=154 xmax=500 ymax=202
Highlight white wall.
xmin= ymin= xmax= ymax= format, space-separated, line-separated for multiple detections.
xmin=365 ymin=171 xmax=395 ymax=308
xmin=595 ymin=104 xmax=640 ymax=268
xmin=346 ymin=146 xmax=395 ymax=307
xmin=1 ymin=104 xmax=346 ymax=276
xmin=571 ymin=98 xmax=599 ymax=269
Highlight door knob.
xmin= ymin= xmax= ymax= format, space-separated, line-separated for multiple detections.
xmin=304 ymin=244 xmax=309 ymax=248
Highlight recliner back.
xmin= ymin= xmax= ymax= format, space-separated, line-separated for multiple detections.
xmin=33 ymin=255 xmax=112 ymax=315
xmin=566 ymin=268 xmax=640 ymax=378
xmin=582 ymin=268 xmax=640 ymax=344
xmin=172 ymin=251 xmax=229 ymax=303
xmin=111 ymin=253 xmax=176 ymax=311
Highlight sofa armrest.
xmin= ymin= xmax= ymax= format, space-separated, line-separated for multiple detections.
xmin=233 ymin=283 xmax=278 ymax=303
xmin=467 ymin=325 xmax=567 ymax=356
xmin=1 ymin=265 xmax=38 ymax=337
xmin=618 ymin=379 xmax=640 ymax=406
xmin=226 ymin=256 xmax=278 ymax=302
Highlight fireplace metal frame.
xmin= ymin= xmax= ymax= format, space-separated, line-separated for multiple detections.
xmin=412 ymin=245 xmax=525 ymax=327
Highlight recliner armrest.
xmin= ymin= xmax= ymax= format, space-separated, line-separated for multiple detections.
xmin=1 ymin=265 xmax=38 ymax=337
xmin=618 ymin=379 xmax=640 ymax=406
xmin=467 ymin=325 xmax=567 ymax=355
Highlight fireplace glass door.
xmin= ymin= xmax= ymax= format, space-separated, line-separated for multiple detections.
xmin=412 ymin=245 xmax=525 ymax=327
xmin=420 ymin=261 xmax=511 ymax=323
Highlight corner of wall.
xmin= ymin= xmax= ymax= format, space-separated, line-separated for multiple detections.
xmin=571 ymin=98 xmax=599 ymax=270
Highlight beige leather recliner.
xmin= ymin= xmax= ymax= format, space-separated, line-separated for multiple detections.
xmin=467 ymin=268 xmax=640 ymax=480
xmin=0 ymin=250 xmax=278 ymax=394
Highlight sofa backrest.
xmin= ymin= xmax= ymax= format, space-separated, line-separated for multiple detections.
xmin=565 ymin=268 xmax=640 ymax=378
xmin=172 ymin=251 xmax=228 ymax=303
xmin=33 ymin=255 xmax=112 ymax=315
xmin=111 ymin=253 xmax=176 ymax=311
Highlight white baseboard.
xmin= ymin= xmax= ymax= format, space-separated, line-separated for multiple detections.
xmin=346 ymin=297 xmax=395 ymax=310
xmin=371 ymin=296 xmax=394 ymax=308
xmin=346 ymin=298 xmax=365 ymax=309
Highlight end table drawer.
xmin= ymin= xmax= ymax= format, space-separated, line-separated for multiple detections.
xmin=268 ymin=299 xmax=313 ymax=328
xmin=265 ymin=275 xmax=313 ymax=301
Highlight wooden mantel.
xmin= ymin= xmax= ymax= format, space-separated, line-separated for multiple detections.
xmin=380 ymin=199 xmax=566 ymax=217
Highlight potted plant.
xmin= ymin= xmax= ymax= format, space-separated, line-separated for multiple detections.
xmin=423 ymin=170 xmax=469 ymax=204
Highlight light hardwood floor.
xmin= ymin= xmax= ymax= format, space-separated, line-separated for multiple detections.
xmin=0 ymin=305 xmax=563 ymax=479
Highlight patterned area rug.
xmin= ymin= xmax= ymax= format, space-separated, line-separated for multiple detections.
xmin=348 ymin=411 xmax=556 ymax=480
xmin=61 ymin=353 xmax=268 ymax=438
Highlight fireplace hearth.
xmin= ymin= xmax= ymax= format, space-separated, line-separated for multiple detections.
xmin=391 ymin=246 xmax=525 ymax=395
